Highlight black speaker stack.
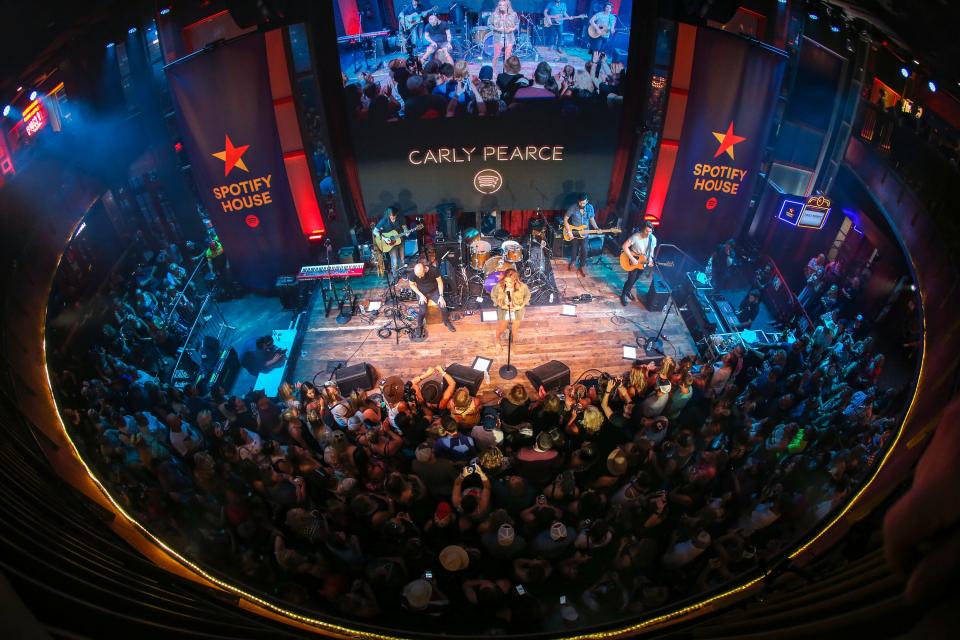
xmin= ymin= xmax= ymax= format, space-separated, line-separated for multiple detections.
xmin=525 ymin=360 xmax=571 ymax=391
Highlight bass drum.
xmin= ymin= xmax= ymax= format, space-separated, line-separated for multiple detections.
xmin=471 ymin=26 xmax=491 ymax=44
xmin=484 ymin=271 xmax=506 ymax=294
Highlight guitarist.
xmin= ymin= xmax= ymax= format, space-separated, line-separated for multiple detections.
xmin=620 ymin=221 xmax=657 ymax=307
xmin=588 ymin=2 xmax=616 ymax=63
xmin=564 ymin=193 xmax=599 ymax=277
xmin=398 ymin=0 xmax=427 ymax=49
xmin=373 ymin=207 xmax=408 ymax=279
xmin=543 ymin=0 xmax=569 ymax=53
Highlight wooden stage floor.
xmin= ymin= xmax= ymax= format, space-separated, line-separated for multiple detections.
xmin=293 ymin=258 xmax=696 ymax=401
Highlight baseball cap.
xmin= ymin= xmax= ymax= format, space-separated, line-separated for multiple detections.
xmin=534 ymin=431 xmax=554 ymax=453
xmin=497 ymin=523 xmax=516 ymax=547
xmin=549 ymin=521 xmax=568 ymax=541
xmin=403 ymin=579 xmax=432 ymax=610
xmin=435 ymin=501 xmax=453 ymax=520
xmin=415 ymin=442 xmax=433 ymax=462
xmin=482 ymin=413 xmax=498 ymax=431
xmin=479 ymin=64 xmax=494 ymax=81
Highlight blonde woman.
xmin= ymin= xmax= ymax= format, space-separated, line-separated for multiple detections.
xmin=488 ymin=0 xmax=519 ymax=73
xmin=491 ymin=268 xmax=531 ymax=350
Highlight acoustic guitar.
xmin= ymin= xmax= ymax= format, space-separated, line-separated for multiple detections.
xmin=562 ymin=224 xmax=621 ymax=242
xmin=374 ymin=224 xmax=424 ymax=252
xmin=400 ymin=6 xmax=437 ymax=32
xmin=588 ymin=22 xmax=612 ymax=39
xmin=619 ymin=253 xmax=674 ymax=272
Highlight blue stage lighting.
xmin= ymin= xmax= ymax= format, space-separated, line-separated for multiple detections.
xmin=29 ymin=90 xmax=38 ymax=101
xmin=106 ymin=42 xmax=115 ymax=49
xmin=2 ymin=105 xmax=10 ymax=117
xmin=808 ymin=12 xmax=819 ymax=21
xmin=160 ymin=7 xmax=170 ymax=15
xmin=830 ymin=23 xmax=840 ymax=32
xmin=928 ymin=81 xmax=937 ymax=92
xmin=128 ymin=27 xmax=137 ymax=34
xmin=900 ymin=67 xmax=910 ymax=78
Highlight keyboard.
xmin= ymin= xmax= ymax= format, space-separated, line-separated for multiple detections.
xmin=297 ymin=263 xmax=365 ymax=280
xmin=337 ymin=30 xmax=390 ymax=44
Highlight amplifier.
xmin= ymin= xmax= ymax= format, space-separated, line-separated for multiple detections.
xmin=446 ymin=363 xmax=485 ymax=396
xmin=276 ymin=276 xmax=304 ymax=310
xmin=335 ymin=362 xmax=377 ymax=396
xmin=526 ymin=360 xmax=570 ymax=392
xmin=646 ymin=275 xmax=672 ymax=310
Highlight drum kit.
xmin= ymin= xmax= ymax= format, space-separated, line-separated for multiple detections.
xmin=459 ymin=219 xmax=559 ymax=304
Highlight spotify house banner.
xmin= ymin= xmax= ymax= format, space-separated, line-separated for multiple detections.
xmin=166 ymin=33 xmax=306 ymax=290
xmin=659 ymin=28 xmax=786 ymax=254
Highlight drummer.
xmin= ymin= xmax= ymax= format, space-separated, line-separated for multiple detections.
xmin=491 ymin=268 xmax=530 ymax=351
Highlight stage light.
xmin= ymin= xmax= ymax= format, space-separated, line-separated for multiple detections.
xmin=909 ymin=284 xmax=917 ymax=292
xmin=928 ymin=81 xmax=937 ymax=92
xmin=808 ymin=11 xmax=819 ymax=21
xmin=900 ymin=67 xmax=910 ymax=78
xmin=128 ymin=27 xmax=137 ymax=34
xmin=830 ymin=23 xmax=840 ymax=32
xmin=2 ymin=105 xmax=10 ymax=117
xmin=159 ymin=7 xmax=170 ymax=15
xmin=29 ymin=90 xmax=38 ymax=101
xmin=16 ymin=85 xmax=22 ymax=92
xmin=106 ymin=42 xmax=115 ymax=49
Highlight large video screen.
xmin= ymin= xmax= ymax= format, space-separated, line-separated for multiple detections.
xmin=336 ymin=0 xmax=635 ymax=213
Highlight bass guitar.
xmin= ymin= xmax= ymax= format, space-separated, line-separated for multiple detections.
xmin=543 ymin=13 xmax=587 ymax=27
xmin=400 ymin=6 xmax=437 ymax=32
xmin=562 ymin=224 xmax=621 ymax=242
xmin=374 ymin=224 xmax=424 ymax=252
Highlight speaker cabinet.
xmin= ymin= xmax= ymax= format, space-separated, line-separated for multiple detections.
xmin=335 ymin=362 xmax=377 ymax=396
xmin=446 ymin=363 xmax=485 ymax=396
xmin=526 ymin=360 xmax=571 ymax=392
xmin=646 ymin=276 xmax=672 ymax=311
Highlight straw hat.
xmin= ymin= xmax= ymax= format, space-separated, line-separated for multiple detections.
xmin=439 ymin=545 xmax=469 ymax=571
xmin=402 ymin=579 xmax=432 ymax=610
xmin=382 ymin=376 xmax=405 ymax=404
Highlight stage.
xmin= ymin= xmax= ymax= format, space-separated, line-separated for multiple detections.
xmin=291 ymin=257 xmax=697 ymax=401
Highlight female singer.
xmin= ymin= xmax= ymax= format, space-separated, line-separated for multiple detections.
xmin=491 ymin=268 xmax=530 ymax=350
xmin=488 ymin=0 xmax=519 ymax=74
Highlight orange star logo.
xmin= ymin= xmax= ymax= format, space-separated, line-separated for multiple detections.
xmin=712 ymin=122 xmax=746 ymax=161
xmin=211 ymin=134 xmax=250 ymax=177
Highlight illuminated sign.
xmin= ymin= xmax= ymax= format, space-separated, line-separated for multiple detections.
xmin=25 ymin=109 xmax=45 ymax=136
xmin=407 ymin=145 xmax=565 ymax=165
xmin=210 ymin=134 xmax=274 ymax=214
xmin=798 ymin=195 xmax=831 ymax=229
xmin=777 ymin=197 xmax=806 ymax=226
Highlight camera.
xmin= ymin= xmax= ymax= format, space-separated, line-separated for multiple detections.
xmin=515 ymin=584 xmax=525 ymax=595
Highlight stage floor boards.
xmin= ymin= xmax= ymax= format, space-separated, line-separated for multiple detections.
xmin=293 ymin=258 xmax=696 ymax=400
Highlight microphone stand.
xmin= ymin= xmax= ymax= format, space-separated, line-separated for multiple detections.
xmin=499 ymin=290 xmax=518 ymax=379
xmin=642 ymin=260 xmax=671 ymax=355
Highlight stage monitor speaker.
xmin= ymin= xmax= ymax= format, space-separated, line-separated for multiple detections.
xmin=552 ymin=234 xmax=567 ymax=259
xmin=276 ymin=276 xmax=302 ymax=310
xmin=526 ymin=360 xmax=571 ymax=392
xmin=646 ymin=276 xmax=672 ymax=311
xmin=335 ymin=362 xmax=377 ymax=396
xmin=445 ymin=363 xmax=485 ymax=396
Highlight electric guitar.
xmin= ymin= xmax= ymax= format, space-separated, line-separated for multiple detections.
xmin=374 ymin=224 xmax=424 ymax=252
xmin=542 ymin=13 xmax=586 ymax=27
xmin=562 ymin=224 xmax=621 ymax=242
xmin=619 ymin=253 xmax=674 ymax=272
xmin=400 ymin=6 xmax=437 ymax=32
xmin=588 ymin=21 xmax=613 ymax=39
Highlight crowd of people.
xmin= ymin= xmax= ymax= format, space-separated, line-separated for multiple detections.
xmin=46 ymin=245 xmax=911 ymax=634
xmin=344 ymin=53 xmax=625 ymax=122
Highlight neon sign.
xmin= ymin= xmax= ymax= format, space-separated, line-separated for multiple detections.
xmin=777 ymin=197 xmax=806 ymax=226
xmin=25 ymin=109 xmax=45 ymax=136
xmin=798 ymin=195 xmax=831 ymax=229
